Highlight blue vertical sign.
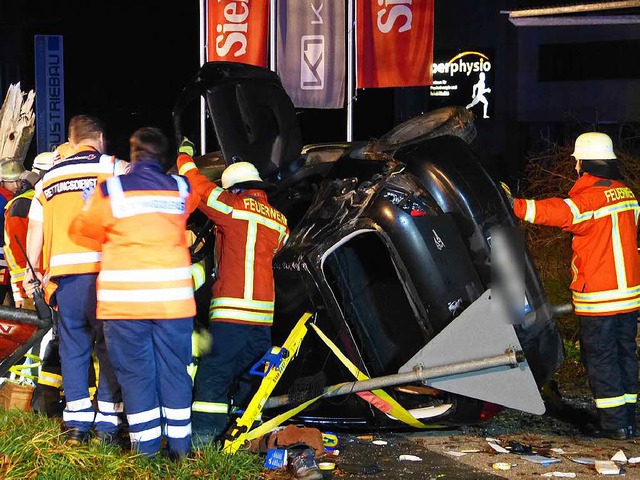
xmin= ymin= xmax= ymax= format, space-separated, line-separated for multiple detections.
xmin=34 ymin=35 xmax=65 ymax=153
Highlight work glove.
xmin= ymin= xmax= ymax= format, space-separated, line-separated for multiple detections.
xmin=500 ymin=181 xmax=514 ymax=208
xmin=178 ymin=137 xmax=195 ymax=157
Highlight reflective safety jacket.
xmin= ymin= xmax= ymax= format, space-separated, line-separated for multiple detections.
xmin=0 ymin=186 xmax=14 ymax=286
xmin=177 ymin=154 xmax=289 ymax=326
xmin=514 ymin=173 xmax=640 ymax=316
xmin=4 ymin=188 xmax=37 ymax=301
xmin=70 ymin=161 xmax=199 ymax=320
xmin=29 ymin=147 xmax=129 ymax=290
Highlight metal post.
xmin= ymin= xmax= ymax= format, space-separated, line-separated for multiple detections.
xmin=346 ymin=0 xmax=355 ymax=141
xmin=199 ymin=0 xmax=207 ymax=154
xmin=269 ymin=0 xmax=277 ymax=72
xmin=265 ymin=348 xmax=522 ymax=409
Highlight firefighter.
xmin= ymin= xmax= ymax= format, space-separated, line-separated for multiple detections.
xmin=4 ymin=153 xmax=53 ymax=308
xmin=4 ymin=153 xmax=64 ymax=415
xmin=508 ymin=132 xmax=640 ymax=440
xmin=176 ymin=138 xmax=289 ymax=445
xmin=0 ymin=158 xmax=24 ymax=305
xmin=23 ymin=115 xmax=129 ymax=445
xmin=70 ymin=127 xmax=199 ymax=458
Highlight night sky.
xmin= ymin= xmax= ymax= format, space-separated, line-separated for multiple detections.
xmin=3 ymin=0 xmax=581 ymax=174
xmin=1 ymin=0 xmax=402 ymax=163
xmin=2 ymin=1 xmax=201 ymax=160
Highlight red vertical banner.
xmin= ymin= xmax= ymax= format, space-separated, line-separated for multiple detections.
xmin=357 ymin=0 xmax=434 ymax=88
xmin=207 ymin=0 xmax=269 ymax=67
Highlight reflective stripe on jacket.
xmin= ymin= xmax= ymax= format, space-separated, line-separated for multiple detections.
xmin=177 ymin=154 xmax=289 ymax=326
xmin=33 ymin=147 xmax=129 ymax=279
xmin=70 ymin=161 xmax=199 ymax=320
xmin=514 ymin=173 xmax=640 ymax=316
xmin=4 ymin=189 xmax=36 ymax=299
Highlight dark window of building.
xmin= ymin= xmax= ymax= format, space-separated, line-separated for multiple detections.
xmin=539 ymin=40 xmax=640 ymax=81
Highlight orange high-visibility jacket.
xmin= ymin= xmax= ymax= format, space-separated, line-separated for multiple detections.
xmin=30 ymin=147 xmax=129 ymax=288
xmin=70 ymin=162 xmax=199 ymax=320
xmin=177 ymin=154 xmax=289 ymax=326
xmin=0 ymin=186 xmax=14 ymax=287
xmin=4 ymin=189 xmax=37 ymax=301
xmin=514 ymin=173 xmax=640 ymax=316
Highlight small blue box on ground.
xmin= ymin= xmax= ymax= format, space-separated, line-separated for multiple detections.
xmin=265 ymin=448 xmax=287 ymax=469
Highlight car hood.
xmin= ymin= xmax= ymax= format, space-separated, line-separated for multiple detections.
xmin=172 ymin=61 xmax=302 ymax=181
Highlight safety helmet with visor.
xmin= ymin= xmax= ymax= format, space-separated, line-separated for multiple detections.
xmin=0 ymin=158 xmax=25 ymax=182
xmin=221 ymin=161 xmax=273 ymax=191
xmin=32 ymin=152 xmax=55 ymax=174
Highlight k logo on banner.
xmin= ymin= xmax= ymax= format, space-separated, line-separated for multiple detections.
xmin=277 ymin=1 xmax=345 ymax=109
xmin=357 ymin=0 xmax=434 ymax=88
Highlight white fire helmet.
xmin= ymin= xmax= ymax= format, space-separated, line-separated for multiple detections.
xmin=32 ymin=151 xmax=55 ymax=174
xmin=221 ymin=161 xmax=263 ymax=189
xmin=572 ymin=132 xmax=616 ymax=161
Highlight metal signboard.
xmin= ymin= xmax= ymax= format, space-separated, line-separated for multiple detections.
xmin=34 ymin=35 xmax=65 ymax=153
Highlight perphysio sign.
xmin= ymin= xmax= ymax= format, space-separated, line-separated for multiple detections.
xmin=34 ymin=35 xmax=65 ymax=153
xmin=430 ymin=50 xmax=494 ymax=119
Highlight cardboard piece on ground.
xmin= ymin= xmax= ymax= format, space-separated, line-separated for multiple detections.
xmin=0 ymin=381 xmax=33 ymax=411
xmin=444 ymin=451 xmax=467 ymax=457
xmin=521 ymin=455 xmax=561 ymax=466
xmin=398 ymin=455 xmax=422 ymax=462
xmin=540 ymin=473 xmax=577 ymax=478
xmin=611 ymin=450 xmax=627 ymax=463
xmin=570 ymin=458 xmax=597 ymax=465
xmin=488 ymin=442 xmax=509 ymax=454
xmin=594 ymin=460 xmax=620 ymax=475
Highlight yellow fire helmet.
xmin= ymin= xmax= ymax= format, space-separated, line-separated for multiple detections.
xmin=0 ymin=158 xmax=25 ymax=181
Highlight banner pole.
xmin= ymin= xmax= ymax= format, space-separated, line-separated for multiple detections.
xmin=346 ymin=0 xmax=355 ymax=141
xmin=199 ymin=0 xmax=207 ymax=154
xmin=269 ymin=0 xmax=277 ymax=72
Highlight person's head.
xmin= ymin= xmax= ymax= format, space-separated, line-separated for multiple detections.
xmin=129 ymin=127 xmax=169 ymax=168
xmin=18 ymin=170 xmax=41 ymax=191
xmin=31 ymin=151 xmax=55 ymax=175
xmin=571 ymin=132 xmax=621 ymax=179
xmin=68 ymin=115 xmax=106 ymax=152
xmin=0 ymin=158 xmax=25 ymax=194
xmin=221 ymin=161 xmax=273 ymax=192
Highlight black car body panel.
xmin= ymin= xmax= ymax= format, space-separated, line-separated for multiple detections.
xmin=170 ymin=62 xmax=565 ymax=429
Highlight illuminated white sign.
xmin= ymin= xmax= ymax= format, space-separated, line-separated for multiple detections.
xmin=430 ymin=50 xmax=494 ymax=119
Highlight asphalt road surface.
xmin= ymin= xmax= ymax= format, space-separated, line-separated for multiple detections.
xmin=307 ymin=394 xmax=640 ymax=479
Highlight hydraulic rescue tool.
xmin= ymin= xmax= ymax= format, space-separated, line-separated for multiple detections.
xmin=223 ymin=312 xmax=313 ymax=453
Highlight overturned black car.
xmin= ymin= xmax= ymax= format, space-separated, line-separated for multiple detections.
xmin=172 ymin=62 xmax=567 ymax=430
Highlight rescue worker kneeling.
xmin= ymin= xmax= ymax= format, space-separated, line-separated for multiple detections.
xmin=70 ymin=127 xmax=200 ymax=458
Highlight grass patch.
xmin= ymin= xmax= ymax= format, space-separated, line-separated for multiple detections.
xmin=0 ymin=408 xmax=263 ymax=480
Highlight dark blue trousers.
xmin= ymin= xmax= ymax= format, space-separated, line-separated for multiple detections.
xmin=192 ymin=322 xmax=271 ymax=438
xmin=103 ymin=318 xmax=193 ymax=457
xmin=56 ymin=274 xmax=122 ymax=433
xmin=579 ymin=312 xmax=638 ymax=430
